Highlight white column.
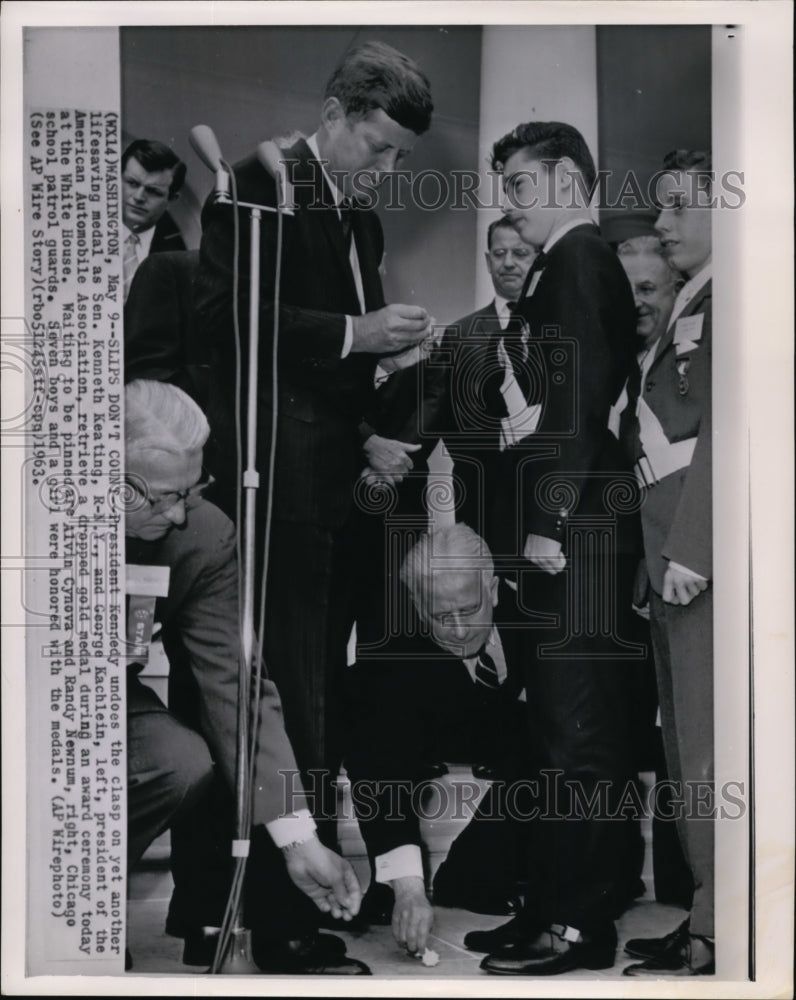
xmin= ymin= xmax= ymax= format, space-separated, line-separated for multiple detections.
xmin=474 ymin=26 xmax=599 ymax=307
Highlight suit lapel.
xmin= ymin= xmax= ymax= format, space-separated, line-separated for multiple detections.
xmin=290 ymin=140 xmax=361 ymax=309
xmin=649 ymin=278 xmax=712 ymax=374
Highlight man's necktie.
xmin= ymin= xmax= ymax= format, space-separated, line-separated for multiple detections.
xmin=517 ymin=248 xmax=547 ymax=302
xmin=340 ymin=198 xmax=354 ymax=251
xmin=123 ymin=232 xmax=141 ymax=301
xmin=474 ymin=646 xmax=501 ymax=689
xmin=502 ymin=300 xmax=533 ymax=402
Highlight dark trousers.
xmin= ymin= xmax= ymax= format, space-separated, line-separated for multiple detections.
xmin=259 ymin=518 xmax=355 ymax=846
xmin=166 ymin=772 xmax=321 ymax=940
xmin=649 ymin=587 xmax=714 ymax=938
xmin=512 ymin=552 xmax=645 ymax=931
xmin=126 ymin=672 xmax=214 ymax=870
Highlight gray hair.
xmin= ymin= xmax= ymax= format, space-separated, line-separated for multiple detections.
xmin=125 ymin=379 xmax=209 ymax=463
xmin=400 ymin=523 xmax=494 ymax=602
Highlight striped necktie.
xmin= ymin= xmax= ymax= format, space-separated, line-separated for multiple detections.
xmin=474 ymin=645 xmax=500 ymax=689
xmin=123 ymin=232 xmax=141 ymax=301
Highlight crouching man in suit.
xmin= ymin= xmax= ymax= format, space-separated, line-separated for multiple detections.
xmin=345 ymin=523 xmax=523 ymax=955
xmin=123 ymin=379 xmax=370 ymax=974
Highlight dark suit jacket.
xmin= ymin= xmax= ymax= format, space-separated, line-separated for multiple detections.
xmin=346 ymin=582 xmax=523 ymax=860
xmin=149 ymin=210 xmax=187 ymax=255
xmin=126 ymin=500 xmax=306 ymax=826
xmin=495 ymin=224 xmax=638 ymax=551
xmin=622 ymin=280 xmax=712 ymax=592
xmin=433 ymin=300 xmax=506 ymax=535
xmin=196 ymin=138 xmax=386 ymax=528
xmin=124 ymin=249 xmax=210 ymax=407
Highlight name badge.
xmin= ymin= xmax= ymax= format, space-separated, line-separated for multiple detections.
xmin=673 ymin=313 xmax=704 ymax=344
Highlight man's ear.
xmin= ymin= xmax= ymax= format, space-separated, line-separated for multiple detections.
xmin=320 ymin=96 xmax=345 ymax=131
xmin=556 ymin=156 xmax=576 ymax=195
xmin=489 ymin=574 xmax=499 ymax=607
xmin=168 ymin=191 xmax=180 ymax=203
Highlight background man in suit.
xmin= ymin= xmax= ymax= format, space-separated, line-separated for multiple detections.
xmin=124 ymin=380 xmax=369 ymax=975
xmin=121 ymin=139 xmax=187 ymax=300
xmin=621 ymin=150 xmax=714 ymax=978
xmin=462 ymin=121 xmax=644 ymax=976
xmin=435 ymin=217 xmax=536 ymax=532
xmin=346 ymin=524 xmax=520 ymax=955
xmin=196 ymin=42 xmax=435 ymax=844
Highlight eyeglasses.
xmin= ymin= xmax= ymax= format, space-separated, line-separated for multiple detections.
xmin=125 ymin=470 xmax=215 ymax=514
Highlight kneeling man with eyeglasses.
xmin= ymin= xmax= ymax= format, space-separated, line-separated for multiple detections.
xmin=123 ymin=378 xmax=370 ymax=974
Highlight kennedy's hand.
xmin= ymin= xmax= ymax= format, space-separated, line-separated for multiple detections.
xmin=351 ymin=304 xmax=430 ymax=355
xmin=282 ymin=836 xmax=362 ymax=920
xmin=662 ymin=563 xmax=708 ymax=606
xmin=378 ymin=320 xmax=440 ymax=373
xmin=524 ymin=533 xmax=566 ymax=574
xmin=363 ymin=435 xmax=421 ymax=483
xmin=390 ymin=876 xmax=434 ymax=955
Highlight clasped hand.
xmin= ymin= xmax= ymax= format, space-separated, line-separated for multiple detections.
xmin=360 ymin=434 xmax=421 ymax=487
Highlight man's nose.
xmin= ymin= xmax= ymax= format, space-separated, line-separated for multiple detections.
xmin=654 ymin=209 xmax=668 ymax=233
xmin=449 ymin=617 xmax=469 ymax=641
xmin=163 ymin=499 xmax=187 ymax=526
xmin=503 ymin=254 xmax=519 ymax=269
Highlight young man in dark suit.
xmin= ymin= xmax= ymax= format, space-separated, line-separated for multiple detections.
xmin=121 ymin=139 xmax=187 ymax=300
xmin=196 ymin=42 xmax=435 ymax=843
xmin=461 ymin=122 xmax=644 ymax=976
xmin=620 ymin=150 xmax=714 ymax=978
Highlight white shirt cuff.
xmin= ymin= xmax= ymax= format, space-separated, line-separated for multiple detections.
xmin=374 ymin=844 xmax=423 ymax=883
xmin=341 ymin=316 xmax=353 ymax=358
xmin=668 ymin=560 xmax=707 ymax=582
xmin=265 ymin=809 xmax=317 ymax=847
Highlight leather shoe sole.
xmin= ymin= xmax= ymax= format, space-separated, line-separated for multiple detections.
xmin=480 ymin=925 xmax=617 ymax=976
xmin=481 ymin=939 xmax=616 ymax=976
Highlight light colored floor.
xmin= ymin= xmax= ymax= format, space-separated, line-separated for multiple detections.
xmin=127 ymin=767 xmax=689 ymax=980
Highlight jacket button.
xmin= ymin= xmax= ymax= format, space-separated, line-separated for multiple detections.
xmin=645 ymin=380 xmax=654 ymax=391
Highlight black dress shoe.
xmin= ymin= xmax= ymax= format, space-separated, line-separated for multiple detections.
xmin=480 ymin=923 xmax=617 ymax=976
xmin=464 ymin=915 xmax=532 ymax=953
xmin=184 ymin=928 xmax=346 ymax=968
xmin=623 ymin=932 xmax=714 ymax=977
xmin=624 ymin=918 xmax=690 ymax=960
xmin=252 ymin=933 xmax=371 ymax=975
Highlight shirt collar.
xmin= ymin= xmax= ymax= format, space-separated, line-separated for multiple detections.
xmin=494 ymin=294 xmax=512 ymax=315
xmin=669 ymin=261 xmax=712 ymax=325
xmin=307 ymin=132 xmax=344 ymax=208
xmin=124 ymin=221 xmax=156 ymax=256
xmin=542 ymin=216 xmax=595 ymax=254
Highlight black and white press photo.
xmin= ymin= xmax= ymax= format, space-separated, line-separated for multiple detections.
xmin=1 ymin=2 xmax=792 ymax=996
